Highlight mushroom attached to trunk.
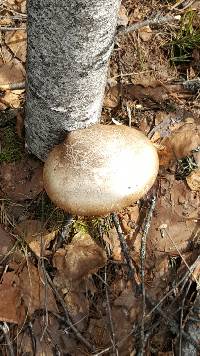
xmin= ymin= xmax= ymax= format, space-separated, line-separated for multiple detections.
xmin=43 ymin=124 xmax=159 ymax=216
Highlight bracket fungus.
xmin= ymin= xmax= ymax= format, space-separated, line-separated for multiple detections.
xmin=43 ymin=124 xmax=159 ymax=216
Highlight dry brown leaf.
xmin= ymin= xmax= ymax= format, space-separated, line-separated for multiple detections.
xmin=114 ymin=286 xmax=142 ymax=315
xmin=147 ymin=257 xmax=172 ymax=300
xmin=0 ymin=17 xmax=13 ymax=26
xmin=191 ymin=261 xmax=200 ymax=284
xmin=16 ymin=219 xmax=56 ymax=257
xmin=0 ymin=158 xmax=44 ymax=201
xmin=19 ymin=263 xmax=57 ymax=315
xmin=15 ymin=220 xmax=43 ymax=243
xmin=29 ymin=231 xmax=56 ymax=257
xmin=149 ymin=188 xmax=198 ymax=255
xmin=103 ymin=228 xmax=122 ymax=261
xmin=19 ymin=0 xmax=26 ymax=13
xmin=138 ymin=25 xmax=153 ymax=42
xmin=5 ymin=30 xmax=27 ymax=62
xmin=19 ymin=315 xmax=79 ymax=355
xmin=1 ymin=91 xmax=21 ymax=108
xmin=133 ymin=175 xmax=199 ymax=264
xmin=64 ymin=281 xmax=89 ymax=331
xmin=186 ymin=169 xmax=200 ymax=191
xmin=103 ymin=84 xmax=120 ymax=108
xmin=53 ymin=232 xmax=107 ymax=280
xmin=162 ymin=122 xmax=200 ymax=161
xmin=0 ymin=225 xmax=15 ymax=257
xmin=16 ymin=110 xmax=24 ymax=138
xmin=0 ymin=272 xmax=25 ymax=324
xmin=118 ymin=5 xmax=129 ymax=27
xmin=126 ymin=81 xmax=168 ymax=104
xmin=0 ymin=61 xmax=25 ymax=86
xmin=88 ymin=318 xmax=110 ymax=346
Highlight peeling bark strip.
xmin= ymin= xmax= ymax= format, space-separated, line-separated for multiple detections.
xmin=25 ymin=0 xmax=121 ymax=161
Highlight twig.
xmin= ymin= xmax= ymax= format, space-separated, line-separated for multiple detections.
xmin=148 ymin=112 xmax=184 ymax=139
xmin=0 ymin=15 xmax=26 ymax=19
xmin=139 ymin=196 xmax=157 ymax=355
xmin=146 ymin=256 xmax=200 ymax=319
xmin=25 ymin=226 xmax=94 ymax=352
xmin=27 ymin=321 xmax=36 ymax=355
xmin=0 ymin=26 xmax=26 ymax=31
xmin=179 ymin=280 xmax=192 ymax=356
xmin=160 ymin=227 xmax=200 ymax=289
xmin=94 ymin=256 xmax=200 ymax=356
xmin=181 ymin=291 xmax=200 ymax=355
xmin=53 ymin=213 xmax=74 ymax=251
xmin=45 ymin=270 xmax=95 ymax=352
xmin=170 ymin=0 xmax=196 ymax=11
xmin=111 ymin=212 xmax=137 ymax=292
xmin=146 ymin=295 xmax=200 ymax=352
xmin=0 ymin=322 xmax=15 ymax=356
xmin=104 ymin=266 xmax=118 ymax=356
xmin=0 ymin=81 xmax=25 ymax=90
xmin=119 ymin=14 xmax=180 ymax=34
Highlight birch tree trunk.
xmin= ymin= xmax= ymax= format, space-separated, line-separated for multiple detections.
xmin=25 ymin=0 xmax=121 ymax=161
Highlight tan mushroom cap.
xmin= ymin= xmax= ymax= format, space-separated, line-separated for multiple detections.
xmin=43 ymin=124 xmax=159 ymax=216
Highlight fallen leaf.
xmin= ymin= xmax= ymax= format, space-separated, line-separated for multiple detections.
xmin=103 ymin=84 xmax=120 ymax=108
xmin=118 ymin=5 xmax=129 ymax=27
xmin=15 ymin=220 xmax=43 ymax=243
xmin=114 ymin=286 xmax=141 ymax=313
xmin=64 ymin=280 xmax=89 ymax=331
xmin=149 ymin=182 xmax=199 ymax=256
xmin=5 ymin=30 xmax=27 ymax=62
xmin=16 ymin=110 xmax=24 ymax=138
xmin=0 ymin=61 xmax=25 ymax=88
xmin=162 ymin=122 xmax=200 ymax=160
xmin=103 ymin=228 xmax=122 ymax=261
xmin=133 ymin=175 xmax=199 ymax=264
xmin=126 ymin=81 xmax=168 ymax=104
xmin=0 ymin=17 xmax=12 ymax=26
xmin=29 ymin=231 xmax=56 ymax=257
xmin=0 ymin=272 xmax=25 ymax=324
xmin=186 ymin=169 xmax=200 ymax=191
xmin=53 ymin=232 xmax=107 ymax=280
xmin=19 ymin=263 xmax=57 ymax=315
xmin=15 ymin=220 xmax=56 ymax=257
xmin=191 ymin=261 xmax=200 ymax=284
xmin=0 ymin=158 xmax=43 ymax=201
xmin=138 ymin=25 xmax=153 ymax=42
xmin=19 ymin=315 xmax=79 ymax=355
xmin=1 ymin=91 xmax=21 ymax=108
xmin=88 ymin=318 xmax=110 ymax=346
xmin=0 ymin=225 xmax=15 ymax=258
xmin=19 ymin=0 xmax=26 ymax=13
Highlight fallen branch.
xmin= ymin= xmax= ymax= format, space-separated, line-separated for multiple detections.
xmin=111 ymin=212 xmax=138 ymax=293
xmin=146 ymin=295 xmax=200 ymax=352
xmin=0 ymin=322 xmax=15 ymax=356
xmin=140 ymin=196 xmax=157 ymax=355
xmin=119 ymin=14 xmax=180 ymax=34
xmin=45 ymin=270 xmax=95 ymax=352
xmin=0 ymin=26 xmax=26 ymax=31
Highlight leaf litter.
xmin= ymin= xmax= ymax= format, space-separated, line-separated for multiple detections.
xmin=0 ymin=0 xmax=200 ymax=355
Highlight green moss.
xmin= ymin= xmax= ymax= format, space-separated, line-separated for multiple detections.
xmin=0 ymin=126 xmax=23 ymax=163
xmin=73 ymin=219 xmax=89 ymax=234
xmin=73 ymin=216 xmax=111 ymax=234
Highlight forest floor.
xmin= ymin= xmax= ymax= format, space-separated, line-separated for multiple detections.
xmin=0 ymin=0 xmax=200 ymax=355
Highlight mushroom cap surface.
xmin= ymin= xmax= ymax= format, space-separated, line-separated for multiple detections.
xmin=43 ymin=124 xmax=159 ymax=216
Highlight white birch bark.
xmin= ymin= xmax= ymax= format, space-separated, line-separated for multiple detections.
xmin=25 ymin=0 xmax=121 ymax=160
